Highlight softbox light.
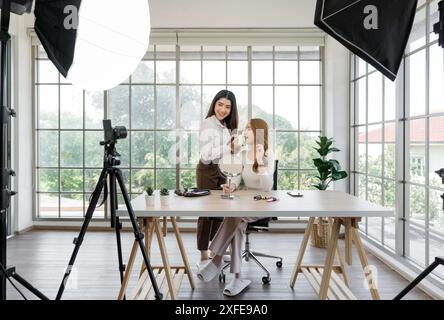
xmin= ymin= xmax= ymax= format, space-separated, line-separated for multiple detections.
xmin=315 ymin=0 xmax=418 ymax=81
xmin=34 ymin=0 xmax=151 ymax=91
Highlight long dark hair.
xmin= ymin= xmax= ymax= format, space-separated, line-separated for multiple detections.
xmin=250 ymin=119 xmax=269 ymax=173
xmin=206 ymin=90 xmax=239 ymax=130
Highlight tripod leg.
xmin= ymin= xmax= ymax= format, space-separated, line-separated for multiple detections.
xmin=109 ymin=171 xmax=126 ymax=286
xmin=393 ymin=260 xmax=440 ymax=300
xmin=115 ymin=169 xmax=163 ymax=300
xmin=56 ymin=168 xmax=108 ymax=300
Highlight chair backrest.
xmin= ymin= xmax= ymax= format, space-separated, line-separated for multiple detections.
xmin=272 ymin=160 xmax=278 ymax=191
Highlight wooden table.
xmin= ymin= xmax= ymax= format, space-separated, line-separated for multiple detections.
xmin=117 ymin=190 xmax=392 ymax=300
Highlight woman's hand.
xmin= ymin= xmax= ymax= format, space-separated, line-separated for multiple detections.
xmin=221 ymin=183 xmax=236 ymax=193
xmin=256 ymin=144 xmax=265 ymax=165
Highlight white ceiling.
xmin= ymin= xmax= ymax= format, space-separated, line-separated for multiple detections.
xmin=149 ymin=0 xmax=317 ymax=28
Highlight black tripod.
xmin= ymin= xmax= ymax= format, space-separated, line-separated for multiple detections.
xmin=0 ymin=1 xmax=48 ymax=301
xmin=56 ymin=122 xmax=162 ymax=300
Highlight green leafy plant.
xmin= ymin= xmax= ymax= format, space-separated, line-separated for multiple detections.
xmin=313 ymin=136 xmax=348 ymax=190
xmin=160 ymin=188 xmax=170 ymax=196
xmin=145 ymin=186 xmax=154 ymax=196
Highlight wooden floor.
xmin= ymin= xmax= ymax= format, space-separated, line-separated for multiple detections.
xmin=6 ymin=230 xmax=430 ymax=300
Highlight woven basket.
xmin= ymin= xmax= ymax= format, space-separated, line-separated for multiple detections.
xmin=310 ymin=218 xmax=330 ymax=248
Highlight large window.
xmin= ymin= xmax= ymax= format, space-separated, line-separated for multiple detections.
xmin=34 ymin=44 xmax=323 ymax=220
xmin=350 ymin=0 xmax=444 ymax=280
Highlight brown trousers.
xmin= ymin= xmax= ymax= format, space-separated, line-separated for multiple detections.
xmin=196 ymin=161 xmax=226 ymax=251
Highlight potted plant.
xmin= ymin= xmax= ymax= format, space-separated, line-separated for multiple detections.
xmin=145 ymin=186 xmax=155 ymax=207
xmin=313 ymin=136 xmax=348 ymax=190
xmin=311 ymin=136 xmax=348 ymax=248
xmin=160 ymin=188 xmax=170 ymax=206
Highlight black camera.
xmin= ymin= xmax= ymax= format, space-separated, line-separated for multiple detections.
xmin=102 ymin=120 xmax=127 ymax=144
xmin=101 ymin=120 xmax=128 ymax=167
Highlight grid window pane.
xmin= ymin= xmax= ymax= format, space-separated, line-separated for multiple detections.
xmin=61 ymin=169 xmax=83 ymax=192
xmin=252 ymin=86 xmax=273 ymax=128
xmin=367 ymin=73 xmax=383 ymax=123
xmin=109 ymin=85 xmax=130 ymax=127
xmin=131 ymin=169 xmax=154 ymax=193
xmin=132 ymin=61 xmax=154 ymax=83
xmin=227 ymin=61 xmax=248 ymax=84
xmin=275 ymin=61 xmax=298 ymax=84
xmin=300 ymin=61 xmax=320 ymax=84
xmin=85 ymin=91 xmax=104 ymax=129
xmin=203 ymin=61 xmax=226 ymax=84
xmin=252 ymin=61 xmax=273 ymax=84
xmin=38 ymin=169 xmax=58 ymax=193
xmin=181 ymin=61 xmax=201 ymax=84
xmin=131 ymin=85 xmax=154 ymax=130
xmin=278 ymin=171 xmax=298 ymax=190
xmin=408 ymin=118 xmax=426 ymax=184
xmin=407 ymin=51 xmax=426 ymax=117
xmin=156 ymin=86 xmax=176 ymax=129
xmin=275 ymin=86 xmax=298 ymax=130
xmin=38 ymin=194 xmax=59 ymax=218
xmin=276 ymin=133 xmax=298 ymax=169
xmin=131 ymin=131 xmax=155 ymax=168
xmin=299 ymin=86 xmax=320 ymax=131
xmin=181 ymin=86 xmax=201 ymax=130
xmin=85 ymin=131 xmax=103 ymax=167
xmin=39 ymin=131 xmax=59 ymax=167
xmin=429 ymin=44 xmax=444 ymax=114
xmin=38 ymin=85 xmax=58 ymax=129
xmin=60 ymin=194 xmax=84 ymax=218
xmin=60 ymin=131 xmax=83 ymax=167
xmin=156 ymin=132 xmax=177 ymax=168
xmin=156 ymin=61 xmax=176 ymax=84
xmin=60 ymin=86 xmax=83 ymax=129
xmin=38 ymin=60 xmax=59 ymax=83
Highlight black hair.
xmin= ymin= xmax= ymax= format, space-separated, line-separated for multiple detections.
xmin=206 ymin=90 xmax=239 ymax=130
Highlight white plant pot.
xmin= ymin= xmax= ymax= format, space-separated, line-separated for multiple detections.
xmin=145 ymin=194 xmax=155 ymax=207
xmin=160 ymin=195 xmax=170 ymax=207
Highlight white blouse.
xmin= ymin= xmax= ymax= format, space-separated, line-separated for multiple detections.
xmin=199 ymin=115 xmax=232 ymax=164
xmin=231 ymin=149 xmax=275 ymax=191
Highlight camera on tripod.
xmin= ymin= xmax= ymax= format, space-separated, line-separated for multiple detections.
xmin=100 ymin=120 xmax=128 ymax=167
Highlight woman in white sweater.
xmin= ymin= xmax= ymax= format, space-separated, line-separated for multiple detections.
xmin=197 ymin=118 xmax=275 ymax=296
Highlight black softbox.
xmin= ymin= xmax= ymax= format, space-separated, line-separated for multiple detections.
xmin=34 ymin=0 xmax=81 ymax=77
xmin=315 ymin=0 xmax=418 ymax=81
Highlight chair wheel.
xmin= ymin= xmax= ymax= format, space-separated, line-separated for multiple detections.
xmin=262 ymin=276 xmax=271 ymax=284
xmin=219 ymin=274 xmax=226 ymax=283
xmin=276 ymin=261 xmax=283 ymax=268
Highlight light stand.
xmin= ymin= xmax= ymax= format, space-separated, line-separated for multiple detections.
xmin=393 ymin=168 xmax=444 ymax=299
xmin=0 ymin=0 xmax=48 ymax=300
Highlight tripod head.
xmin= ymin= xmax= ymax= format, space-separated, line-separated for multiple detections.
xmin=100 ymin=120 xmax=127 ymax=168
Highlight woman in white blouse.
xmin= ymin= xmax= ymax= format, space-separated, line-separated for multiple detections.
xmin=197 ymin=118 xmax=275 ymax=296
xmin=196 ymin=90 xmax=239 ymax=269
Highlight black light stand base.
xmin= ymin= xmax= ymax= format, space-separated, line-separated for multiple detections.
xmin=393 ymin=257 xmax=444 ymax=300
xmin=1 ymin=265 xmax=49 ymax=300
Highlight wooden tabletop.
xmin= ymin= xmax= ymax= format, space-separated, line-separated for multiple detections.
xmin=117 ymin=190 xmax=393 ymax=218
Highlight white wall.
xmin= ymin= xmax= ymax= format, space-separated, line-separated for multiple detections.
xmin=324 ymin=36 xmax=350 ymax=192
xmin=13 ymin=15 xmax=34 ymax=232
